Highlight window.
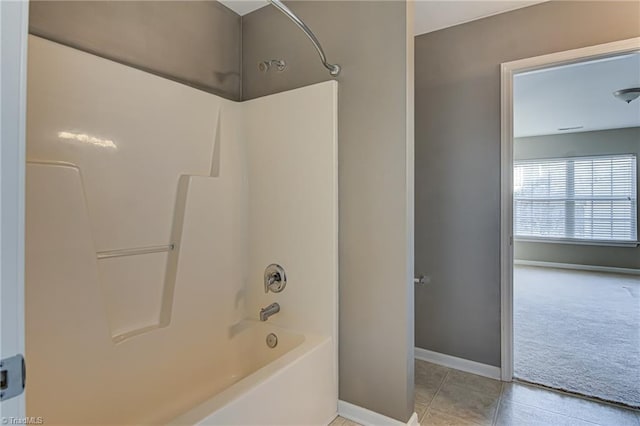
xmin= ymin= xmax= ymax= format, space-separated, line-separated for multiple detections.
xmin=514 ymin=154 xmax=638 ymax=244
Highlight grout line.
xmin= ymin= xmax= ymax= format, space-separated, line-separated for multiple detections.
xmin=421 ymin=369 xmax=450 ymax=421
xmin=415 ymin=368 xmax=450 ymax=424
xmin=492 ymin=381 xmax=505 ymax=426
xmin=429 ymin=369 xmax=449 ymax=407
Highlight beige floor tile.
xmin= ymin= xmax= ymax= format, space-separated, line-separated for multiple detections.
xmin=421 ymin=408 xmax=485 ymax=426
xmin=415 ymin=401 xmax=430 ymax=421
xmin=502 ymin=382 xmax=639 ymax=426
xmin=429 ymin=382 xmax=500 ymax=425
xmin=416 ymin=385 xmax=439 ymax=406
xmin=416 ymin=360 xmax=449 ymax=387
xmin=328 ymin=416 xmax=346 ymax=426
xmin=416 ymin=359 xmax=450 ymax=379
xmin=443 ymin=369 xmax=502 ymax=397
xmin=496 ymin=400 xmax=596 ymax=426
xmin=415 ymin=359 xmax=449 ymax=405
xmin=328 ymin=416 xmax=362 ymax=426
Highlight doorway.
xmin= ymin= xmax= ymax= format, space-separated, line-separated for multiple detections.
xmin=500 ymin=37 xmax=640 ymax=408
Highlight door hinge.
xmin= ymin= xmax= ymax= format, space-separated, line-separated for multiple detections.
xmin=0 ymin=354 xmax=25 ymax=401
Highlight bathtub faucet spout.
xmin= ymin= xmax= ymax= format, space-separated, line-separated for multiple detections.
xmin=259 ymin=303 xmax=280 ymax=321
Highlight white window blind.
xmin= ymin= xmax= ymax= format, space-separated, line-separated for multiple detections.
xmin=514 ymin=154 xmax=638 ymax=244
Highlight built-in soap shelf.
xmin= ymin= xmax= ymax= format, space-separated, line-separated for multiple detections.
xmin=26 ymin=160 xmax=225 ymax=345
xmin=102 ymin=175 xmax=197 ymax=344
xmin=96 ymin=243 xmax=175 ymax=260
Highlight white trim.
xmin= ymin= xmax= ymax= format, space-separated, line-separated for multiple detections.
xmin=514 ymin=260 xmax=640 ymax=276
xmin=406 ymin=412 xmax=419 ymax=426
xmin=414 ymin=347 xmax=501 ymax=380
xmin=515 ymin=237 xmax=639 ymax=248
xmin=0 ymin=0 xmax=29 ymax=418
xmin=500 ymin=58 xmax=515 ymax=382
xmin=337 ymin=401 xmax=419 ymax=426
xmin=500 ymin=37 xmax=640 ymax=384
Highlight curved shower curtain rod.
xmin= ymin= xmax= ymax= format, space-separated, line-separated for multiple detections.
xmin=268 ymin=0 xmax=341 ymax=77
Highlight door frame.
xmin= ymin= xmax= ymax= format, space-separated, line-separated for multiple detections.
xmin=499 ymin=36 xmax=640 ymax=382
xmin=0 ymin=0 xmax=29 ymax=418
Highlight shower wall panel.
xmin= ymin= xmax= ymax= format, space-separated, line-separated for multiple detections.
xmin=26 ymin=35 xmax=249 ymax=423
xmin=244 ymin=82 xmax=338 ymax=338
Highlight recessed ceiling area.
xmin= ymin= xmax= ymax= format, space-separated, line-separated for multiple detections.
xmin=218 ymin=0 xmax=266 ymax=16
xmin=218 ymin=0 xmax=547 ymax=35
xmin=514 ymin=53 xmax=640 ymax=138
xmin=414 ymin=0 xmax=545 ymax=35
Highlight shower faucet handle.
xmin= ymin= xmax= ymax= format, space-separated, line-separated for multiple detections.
xmin=264 ymin=264 xmax=287 ymax=293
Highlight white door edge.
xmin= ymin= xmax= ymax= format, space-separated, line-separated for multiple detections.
xmin=0 ymin=0 xmax=29 ymax=419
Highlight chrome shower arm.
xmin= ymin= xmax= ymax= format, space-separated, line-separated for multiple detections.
xmin=268 ymin=0 xmax=341 ymax=77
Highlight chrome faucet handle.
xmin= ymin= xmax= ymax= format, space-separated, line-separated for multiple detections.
xmin=264 ymin=264 xmax=287 ymax=293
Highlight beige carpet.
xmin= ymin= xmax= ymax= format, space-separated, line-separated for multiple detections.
xmin=514 ymin=265 xmax=640 ymax=408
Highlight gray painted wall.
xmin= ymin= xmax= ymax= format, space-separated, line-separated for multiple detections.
xmin=514 ymin=127 xmax=640 ymax=270
xmin=243 ymin=2 xmax=415 ymax=421
xmin=29 ymin=1 xmax=241 ymax=100
xmin=415 ymin=1 xmax=640 ymax=367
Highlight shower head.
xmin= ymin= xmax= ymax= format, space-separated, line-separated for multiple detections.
xmin=267 ymin=0 xmax=341 ymax=77
xmin=258 ymin=59 xmax=287 ymax=73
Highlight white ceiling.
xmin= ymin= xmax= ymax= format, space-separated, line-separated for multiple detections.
xmin=514 ymin=53 xmax=640 ymax=138
xmin=219 ymin=0 xmax=266 ymax=16
xmin=218 ymin=0 xmax=547 ymax=35
xmin=414 ymin=0 xmax=545 ymax=35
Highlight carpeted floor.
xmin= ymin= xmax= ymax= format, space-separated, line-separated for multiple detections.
xmin=514 ymin=265 xmax=640 ymax=408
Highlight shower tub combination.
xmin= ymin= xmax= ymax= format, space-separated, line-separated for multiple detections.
xmin=25 ymin=35 xmax=338 ymax=425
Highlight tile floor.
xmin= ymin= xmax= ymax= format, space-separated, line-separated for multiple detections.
xmin=330 ymin=360 xmax=640 ymax=425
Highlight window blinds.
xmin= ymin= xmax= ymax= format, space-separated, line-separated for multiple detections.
xmin=514 ymin=154 xmax=637 ymax=243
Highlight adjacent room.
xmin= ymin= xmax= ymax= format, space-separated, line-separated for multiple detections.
xmin=512 ymin=53 xmax=640 ymax=408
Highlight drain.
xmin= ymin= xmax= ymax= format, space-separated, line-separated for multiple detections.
xmin=266 ymin=333 xmax=278 ymax=348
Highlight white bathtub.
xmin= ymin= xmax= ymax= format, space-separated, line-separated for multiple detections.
xmin=168 ymin=321 xmax=337 ymax=426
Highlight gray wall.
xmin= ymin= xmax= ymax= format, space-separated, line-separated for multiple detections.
xmin=29 ymin=1 xmax=241 ymax=100
xmin=514 ymin=127 xmax=640 ymax=270
xmin=243 ymin=2 xmax=415 ymax=422
xmin=415 ymin=1 xmax=640 ymax=367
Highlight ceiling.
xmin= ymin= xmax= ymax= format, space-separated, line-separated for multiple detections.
xmin=413 ymin=0 xmax=545 ymax=35
xmin=218 ymin=0 xmax=547 ymax=35
xmin=219 ymin=0 xmax=266 ymax=16
xmin=514 ymin=53 xmax=640 ymax=138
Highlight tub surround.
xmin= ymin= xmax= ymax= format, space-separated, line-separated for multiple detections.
xmin=27 ymin=1 xmax=416 ymax=422
xmin=26 ymin=36 xmax=337 ymax=424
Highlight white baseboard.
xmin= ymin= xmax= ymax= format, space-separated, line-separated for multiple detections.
xmin=514 ymin=260 xmax=640 ymax=276
xmin=337 ymin=400 xmax=419 ymax=426
xmin=406 ymin=412 xmax=419 ymax=426
xmin=414 ymin=347 xmax=501 ymax=380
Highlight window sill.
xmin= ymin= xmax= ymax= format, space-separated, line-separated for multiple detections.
xmin=514 ymin=237 xmax=639 ymax=248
